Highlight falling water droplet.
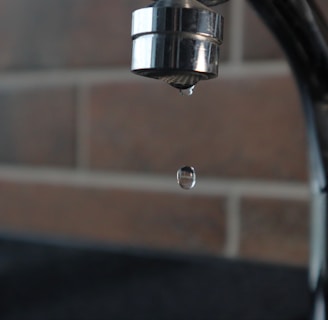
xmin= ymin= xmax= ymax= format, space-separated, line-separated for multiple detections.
xmin=179 ymin=85 xmax=195 ymax=96
xmin=177 ymin=166 xmax=196 ymax=190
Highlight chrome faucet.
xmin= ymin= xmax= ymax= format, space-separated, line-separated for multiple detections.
xmin=131 ymin=0 xmax=225 ymax=90
xmin=131 ymin=1 xmax=328 ymax=319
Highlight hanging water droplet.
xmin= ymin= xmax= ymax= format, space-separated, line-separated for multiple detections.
xmin=177 ymin=166 xmax=196 ymax=190
xmin=179 ymin=85 xmax=195 ymax=96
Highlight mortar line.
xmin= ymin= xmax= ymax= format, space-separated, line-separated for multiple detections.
xmin=76 ymin=85 xmax=90 ymax=170
xmin=228 ymin=0 xmax=245 ymax=64
xmin=0 ymin=61 xmax=289 ymax=90
xmin=0 ymin=165 xmax=310 ymax=199
xmin=218 ymin=60 xmax=289 ymax=78
xmin=224 ymin=193 xmax=241 ymax=257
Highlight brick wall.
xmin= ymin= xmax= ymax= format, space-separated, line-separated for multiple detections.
xmin=0 ymin=0 xmax=327 ymax=266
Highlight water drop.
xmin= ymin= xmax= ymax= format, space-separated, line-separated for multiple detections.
xmin=177 ymin=166 xmax=196 ymax=190
xmin=179 ymin=85 xmax=195 ymax=96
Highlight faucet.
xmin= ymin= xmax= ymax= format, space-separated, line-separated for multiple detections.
xmin=131 ymin=0 xmax=328 ymax=319
xmin=131 ymin=0 xmax=226 ymax=91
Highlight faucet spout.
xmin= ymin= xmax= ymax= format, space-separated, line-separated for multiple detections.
xmin=131 ymin=0 xmax=224 ymax=90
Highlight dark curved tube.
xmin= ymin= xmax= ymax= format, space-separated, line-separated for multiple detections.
xmin=247 ymin=0 xmax=328 ymax=187
xmin=246 ymin=1 xmax=328 ymax=319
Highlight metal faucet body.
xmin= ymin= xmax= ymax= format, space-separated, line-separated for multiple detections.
xmin=131 ymin=1 xmax=328 ymax=319
xmin=131 ymin=0 xmax=225 ymax=89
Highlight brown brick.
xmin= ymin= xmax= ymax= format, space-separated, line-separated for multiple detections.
xmin=89 ymin=74 xmax=308 ymax=181
xmin=0 ymin=0 xmax=229 ymax=70
xmin=0 ymin=180 xmax=226 ymax=254
xmin=0 ymin=87 xmax=76 ymax=166
xmin=240 ymin=197 xmax=310 ymax=265
xmin=317 ymin=0 xmax=328 ymax=19
xmin=243 ymin=2 xmax=284 ymax=61
xmin=0 ymin=0 xmax=146 ymax=70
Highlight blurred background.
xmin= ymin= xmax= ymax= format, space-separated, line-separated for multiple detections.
xmin=0 ymin=0 xmax=327 ymax=267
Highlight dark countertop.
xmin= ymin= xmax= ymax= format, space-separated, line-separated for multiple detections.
xmin=0 ymin=234 xmax=309 ymax=320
